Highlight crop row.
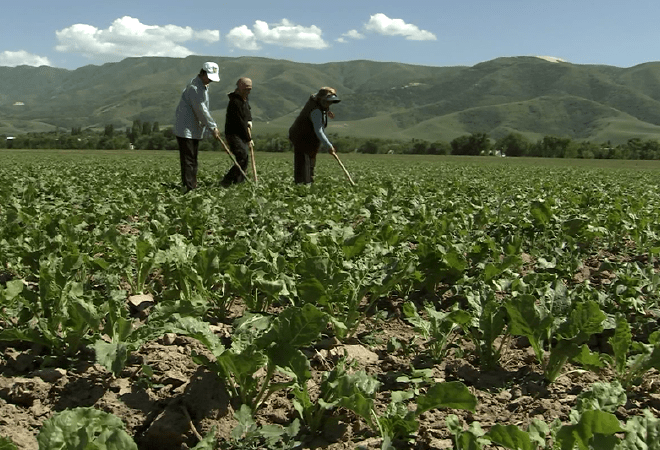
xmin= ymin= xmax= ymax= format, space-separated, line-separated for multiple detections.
xmin=1 ymin=151 xmax=660 ymax=448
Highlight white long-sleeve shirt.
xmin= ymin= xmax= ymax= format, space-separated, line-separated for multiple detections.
xmin=173 ymin=76 xmax=218 ymax=140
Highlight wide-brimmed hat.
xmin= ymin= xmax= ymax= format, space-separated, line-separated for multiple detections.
xmin=202 ymin=62 xmax=221 ymax=82
xmin=314 ymin=87 xmax=341 ymax=103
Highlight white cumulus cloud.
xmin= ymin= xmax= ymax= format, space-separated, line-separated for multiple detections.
xmin=55 ymin=16 xmax=220 ymax=61
xmin=226 ymin=25 xmax=260 ymax=51
xmin=0 ymin=50 xmax=51 ymax=67
xmin=226 ymin=19 xmax=328 ymax=50
xmin=337 ymin=29 xmax=365 ymax=43
xmin=365 ymin=13 xmax=436 ymax=41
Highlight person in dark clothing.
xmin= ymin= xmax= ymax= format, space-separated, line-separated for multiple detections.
xmin=173 ymin=61 xmax=222 ymax=192
xmin=288 ymin=87 xmax=340 ymax=184
xmin=221 ymin=77 xmax=253 ymax=186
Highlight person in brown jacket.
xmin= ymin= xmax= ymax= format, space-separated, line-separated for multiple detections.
xmin=288 ymin=87 xmax=341 ymax=184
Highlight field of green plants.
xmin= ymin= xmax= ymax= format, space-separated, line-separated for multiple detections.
xmin=1 ymin=150 xmax=660 ymax=450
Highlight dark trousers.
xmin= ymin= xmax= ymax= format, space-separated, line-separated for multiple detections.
xmin=294 ymin=150 xmax=316 ymax=184
xmin=177 ymin=136 xmax=200 ymax=191
xmin=221 ymin=135 xmax=250 ymax=186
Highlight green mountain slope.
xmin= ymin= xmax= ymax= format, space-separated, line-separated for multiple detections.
xmin=2 ymin=55 xmax=660 ymax=144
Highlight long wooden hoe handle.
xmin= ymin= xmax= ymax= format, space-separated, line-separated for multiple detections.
xmin=332 ymin=152 xmax=356 ymax=186
xmin=248 ymin=130 xmax=258 ymax=183
xmin=217 ymin=136 xmax=251 ymax=182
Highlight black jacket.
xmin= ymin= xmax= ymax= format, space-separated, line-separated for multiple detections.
xmin=224 ymin=91 xmax=252 ymax=142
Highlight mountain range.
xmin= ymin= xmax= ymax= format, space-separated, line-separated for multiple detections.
xmin=2 ymin=55 xmax=660 ymax=144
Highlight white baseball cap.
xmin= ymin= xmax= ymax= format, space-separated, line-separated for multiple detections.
xmin=202 ymin=62 xmax=220 ymax=82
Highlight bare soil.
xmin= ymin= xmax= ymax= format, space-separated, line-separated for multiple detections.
xmin=1 ymin=298 xmax=659 ymax=450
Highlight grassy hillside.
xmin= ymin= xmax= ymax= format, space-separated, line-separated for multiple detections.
xmin=2 ymin=55 xmax=660 ymax=144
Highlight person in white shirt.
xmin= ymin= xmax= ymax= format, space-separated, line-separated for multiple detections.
xmin=173 ymin=62 xmax=222 ymax=192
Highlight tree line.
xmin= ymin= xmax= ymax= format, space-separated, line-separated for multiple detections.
xmin=4 ymin=121 xmax=178 ymax=151
xmin=3 ymin=124 xmax=660 ymax=160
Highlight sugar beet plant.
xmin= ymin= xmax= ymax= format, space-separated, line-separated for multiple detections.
xmin=192 ymin=304 xmax=329 ymax=414
xmin=3 ymin=152 xmax=660 ymax=447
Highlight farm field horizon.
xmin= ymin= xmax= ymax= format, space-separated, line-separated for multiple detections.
xmin=6 ymin=148 xmax=660 ymax=170
xmin=1 ymin=149 xmax=660 ymax=449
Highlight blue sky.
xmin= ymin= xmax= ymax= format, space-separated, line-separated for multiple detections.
xmin=1 ymin=0 xmax=659 ymax=70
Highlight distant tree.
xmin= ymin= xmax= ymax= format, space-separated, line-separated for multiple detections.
xmin=76 ymin=135 xmax=98 ymax=149
xmin=622 ymin=138 xmax=642 ymax=159
xmin=450 ymin=135 xmax=470 ymax=155
xmin=407 ymin=139 xmax=429 ymax=154
xmin=564 ymin=141 xmax=579 ymax=159
xmin=13 ymin=135 xmax=29 ymax=149
xmin=134 ymin=135 xmax=151 ymax=150
xmin=250 ymin=134 xmax=290 ymax=153
xmin=98 ymin=135 xmax=114 ymax=150
xmin=428 ymin=141 xmax=450 ymax=155
xmin=163 ymin=128 xmax=175 ymax=139
xmin=606 ymin=146 xmax=625 ymax=159
xmin=470 ymin=132 xmax=491 ymax=155
xmin=142 ymin=121 xmax=152 ymax=135
xmin=128 ymin=120 xmax=142 ymax=143
xmin=495 ymin=132 xmax=529 ymax=157
xmin=62 ymin=135 xmax=82 ymax=149
xmin=640 ymin=139 xmax=660 ymax=160
xmin=576 ymin=141 xmax=600 ymax=159
xmin=113 ymin=135 xmax=130 ymax=150
xmin=328 ymin=134 xmax=358 ymax=153
xmin=451 ymin=133 xmax=490 ymax=155
xmin=143 ymin=133 xmax=165 ymax=150
xmin=530 ymin=136 xmax=572 ymax=158
xmin=104 ymin=124 xmax=114 ymax=137
xmin=152 ymin=122 xmax=160 ymax=133
xmin=263 ymin=136 xmax=289 ymax=152
xmin=359 ymin=140 xmax=380 ymax=154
